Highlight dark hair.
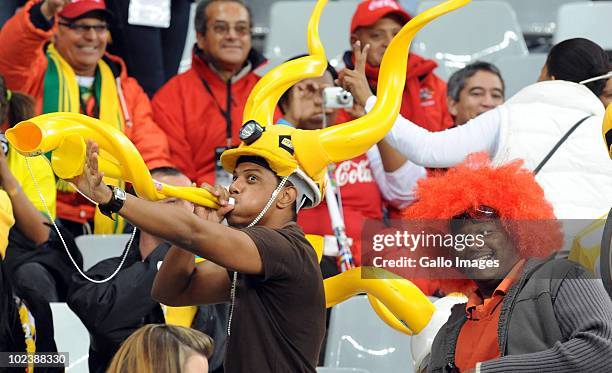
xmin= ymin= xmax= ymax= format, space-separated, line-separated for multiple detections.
xmin=447 ymin=61 xmax=505 ymax=102
xmin=150 ymin=166 xmax=184 ymax=178
xmin=546 ymin=38 xmax=609 ymax=96
xmin=0 ymin=76 xmax=35 ymax=127
xmin=278 ymin=54 xmax=339 ymax=114
xmin=194 ymin=0 xmax=252 ymax=35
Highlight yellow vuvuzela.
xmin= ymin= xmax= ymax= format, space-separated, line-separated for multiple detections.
xmin=6 ymin=0 xmax=471 ymax=335
xmin=6 ymin=112 xmax=219 ymax=208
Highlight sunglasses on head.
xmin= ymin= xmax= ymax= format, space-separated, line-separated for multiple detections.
xmin=453 ymin=205 xmax=500 ymax=220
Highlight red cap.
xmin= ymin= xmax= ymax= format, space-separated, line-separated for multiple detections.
xmin=58 ymin=0 xmax=111 ymax=20
xmin=350 ymin=0 xmax=411 ymax=33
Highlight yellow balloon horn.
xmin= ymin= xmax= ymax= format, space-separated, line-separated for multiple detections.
xmin=324 ymin=267 xmax=435 ymax=334
xmin=242 ymin=0 xmax=328 ymax=126
xmin=294 ymin=0 xmax=471 ymax=178
xmin=6 ymin=112 xmax=219 ymax=208
xmin=223 ymin=0 xmax=472 ymax=192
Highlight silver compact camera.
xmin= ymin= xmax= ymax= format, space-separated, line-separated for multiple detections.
xmin=322 ymin=87 xmax=354 ymax=109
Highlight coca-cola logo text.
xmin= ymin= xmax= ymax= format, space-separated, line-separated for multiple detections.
xmin=334 ymin=159 xmax=373 ymax=186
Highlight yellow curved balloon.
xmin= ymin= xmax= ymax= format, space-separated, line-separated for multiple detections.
xmin=242 ymin=0 xmax=327 ymax=127
xmin=223 ymin=0 xmax=472 ymax=194
xmin=6 ymin=112 xmax=219 ymax=208
xmin=604 ymin=103 xmax=612 ymax=158
xmin=293 ymin=0 xmax=473 ymax=178
xmin=367 ymin=294 xmax=413 ymax=335
xmin=6 ymin=0 xmax=470 ymax=335
xmin=324 ymin=267 xmax=435 ymax=334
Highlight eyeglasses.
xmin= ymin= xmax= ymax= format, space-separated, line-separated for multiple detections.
xmin=450 ymin=205 xmax=500 ymax=233
xmin=208 ymin=22 xmax=251 ymax=37
xmin=59 ymin=22 xmax=108 ymax=35
xmin=454 ymin=205 xmax=499 ymax=220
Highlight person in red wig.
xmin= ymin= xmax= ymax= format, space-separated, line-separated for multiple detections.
xmin=402 ymin=153 xmax=612 ymax=373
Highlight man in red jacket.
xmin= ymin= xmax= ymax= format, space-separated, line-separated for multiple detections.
xmin=338 ymin=0 xmax=453 ymax=132
xmin=153 ymin=0 xmax=269 ymax=187
xmin=0 ymin=0 xmax=173 ymax=236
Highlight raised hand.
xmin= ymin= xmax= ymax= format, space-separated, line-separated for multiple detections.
xmin=195 ymin=183 xmax=234 ymax=223
xmin=41 ymin=0 xmax=70 ymax=20
xmin=70 ymin=140 xmax=112 ymax=205
xmin=338 ymin=41 xmax=373 ymax=107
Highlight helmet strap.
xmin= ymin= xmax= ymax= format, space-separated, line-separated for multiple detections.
xmin=247 ymin=176 xmax=290 ymax=228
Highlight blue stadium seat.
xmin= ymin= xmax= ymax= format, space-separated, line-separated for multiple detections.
xmin=554 ymin=2 xmax=612 ymax=50
xmin=494 ymin=53 xmax=547 ymax=98
xmin=482 ymin=0 xmax=589 ymax=36
xmin=50 ymin=302 xmax=89 ymax=373
xmin=324 ymin=294 xmax=415 ymax=373
xmin=414 ymin=0 xmax=528 ymax=80
xmin=75 ymin=234 xmax=132 ymax=270
xmin=265 ymin=1 xmax=360 ymax=65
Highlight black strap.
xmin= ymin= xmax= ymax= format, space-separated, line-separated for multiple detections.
xmin=200 ymin=78 xmax=233 ymax=145
xmin=533 ymin=115 xmax=592 ymax=175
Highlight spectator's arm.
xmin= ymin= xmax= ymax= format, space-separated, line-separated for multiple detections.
xmin=66 ymin=248 xmax=165 ymax=342
xmin=0 ymin=1 xmax=53 ymax=93
xmin=479 ymin=272 xmax=612 ymax=372
xmin=18 ymin=156 xmax=57 ymax=221
xmin=121 ymin=77 xmax=173 ymax=170
xmin=74 ymin=143 xmax=263 ymax=274
xmin=152 ymin=82 xmax=196 ymax=179
xmin=365 ymin=96 xmax=501 ymax=168
xmin=152 ymin=246 xmax=230 ymax=306
xmin=367 ymin=145 xmax=425 ymax=209
xmin=0 ymin=152 xmax=49 ymax=245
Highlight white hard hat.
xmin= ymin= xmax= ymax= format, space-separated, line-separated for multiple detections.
xmin=411 ymin=294 xmax=468 ymax=372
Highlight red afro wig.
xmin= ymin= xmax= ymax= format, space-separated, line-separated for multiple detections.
xmin=402 ymin=153 xmax=563 ymax=295
xmin=403 ymin=153 xmax=562 ymax=258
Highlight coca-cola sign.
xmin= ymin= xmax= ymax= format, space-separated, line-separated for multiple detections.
xmin=334 ymin=159 xmax=373 ymax=187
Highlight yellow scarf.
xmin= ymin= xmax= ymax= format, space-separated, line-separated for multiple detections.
xmin=44 ymin=44 xmax=125 ymax=234
xmin=17 ymin=298 xmax=36 ymax=372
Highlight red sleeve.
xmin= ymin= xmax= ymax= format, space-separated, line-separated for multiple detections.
xmin=152 ymin=79 xmax=197 ymax=181
xmin=0 ymin=1 xmax=52 ymax=95
xmin=335 ymin=108 xmax=354 ymax=124
xmin=122 ymin=77 xmax=173 ymax=170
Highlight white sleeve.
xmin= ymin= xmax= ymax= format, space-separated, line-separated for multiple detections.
xmin=367 ymin=146 xmax=426 ymax=209
xmin=365 ymin=96 xmax=501 ymax=168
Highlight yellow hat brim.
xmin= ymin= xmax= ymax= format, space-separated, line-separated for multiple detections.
xmin=221 ymin=146 xmax=298 ymax=177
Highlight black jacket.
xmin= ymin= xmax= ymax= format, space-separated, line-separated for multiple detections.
xmin=3 ymin=224 xmax=83 ymax=302
xmin=67 ymin=239 xmax=228 ymax=373
xmin=1 ymin=258 xmax=63 ymax=373
xmin=428 ymin=257 xmax=612 ymax=373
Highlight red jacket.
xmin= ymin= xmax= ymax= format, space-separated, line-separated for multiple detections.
xmin=298 ymin=154 xmax=383 ymax=266
xmin=338 ymin=51 xmax=453 ymax=132
xmin=152 ymin=48 xmax=269 ymax=185
xmin=0 ymin=1 xmax=173 ymax=223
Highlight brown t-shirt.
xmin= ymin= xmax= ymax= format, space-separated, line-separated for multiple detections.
xmin=224 ymin=223 xmax=326 ymax=373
